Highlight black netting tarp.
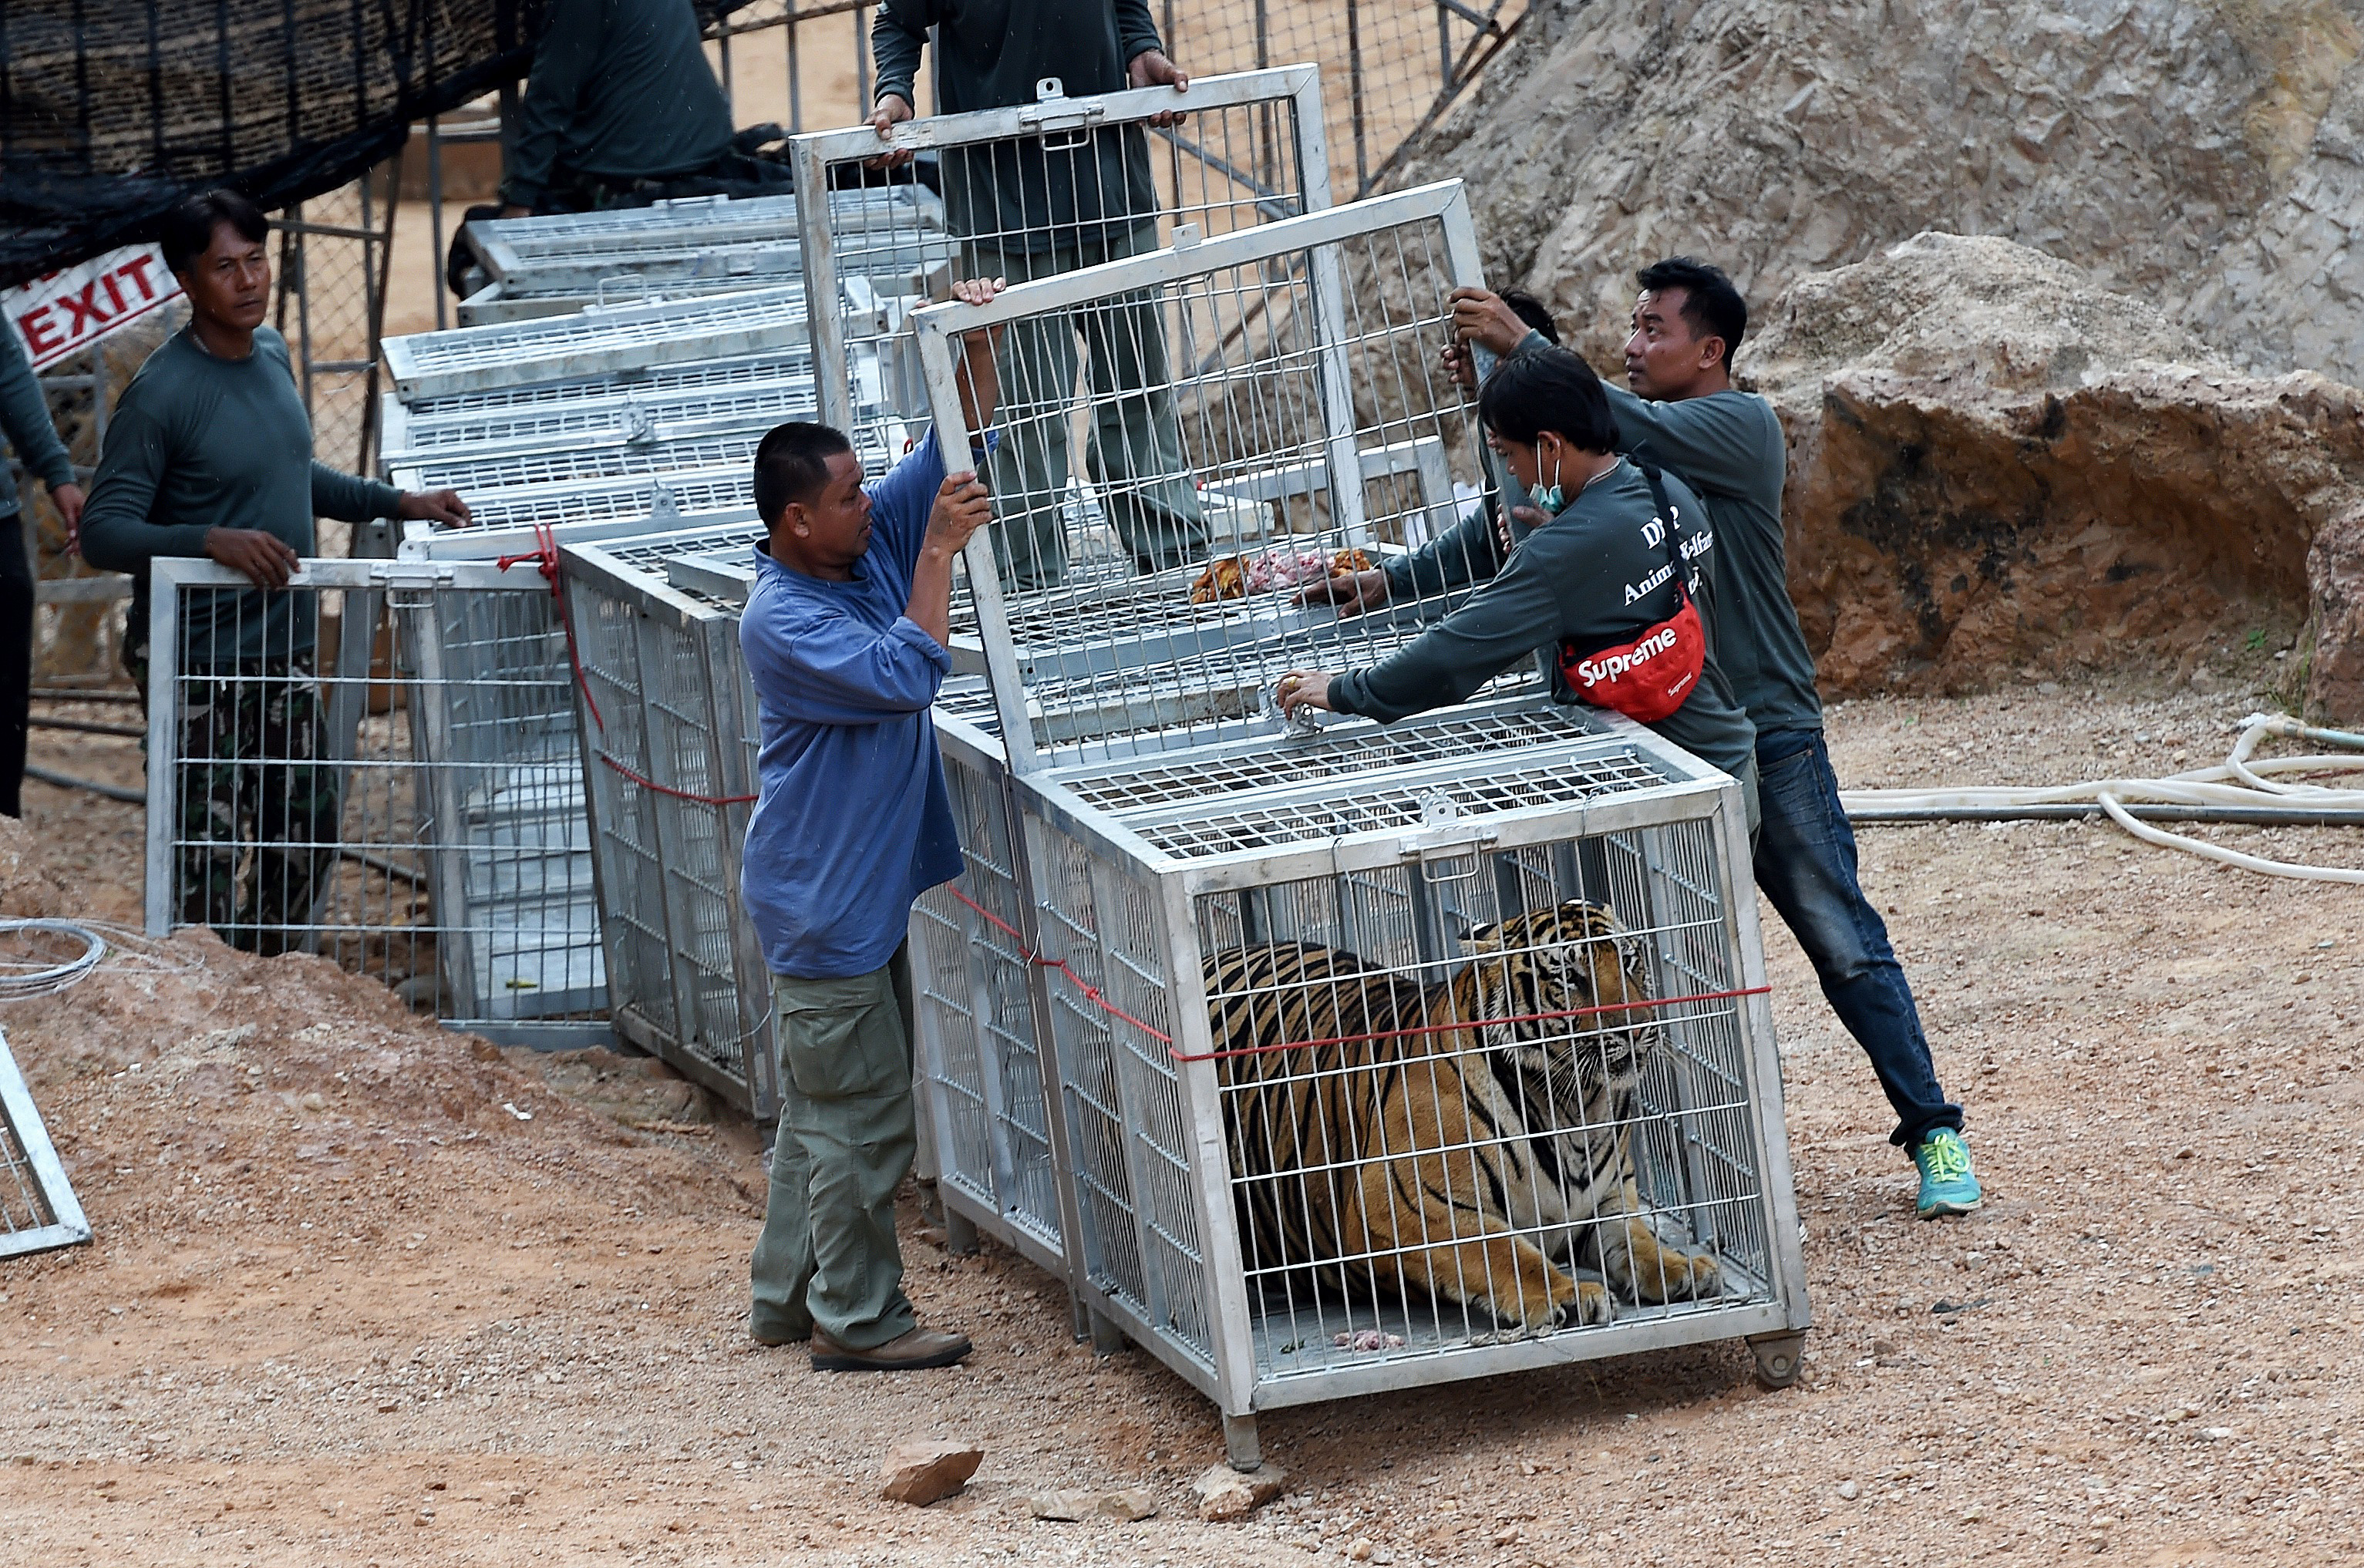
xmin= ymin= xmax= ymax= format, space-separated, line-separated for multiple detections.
xmin=0 ymin=1 xmax=556 ymax=289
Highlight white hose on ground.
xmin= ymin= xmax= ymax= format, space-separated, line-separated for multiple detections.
xmin=1840 ymin=712 xmax=2364 ymax=884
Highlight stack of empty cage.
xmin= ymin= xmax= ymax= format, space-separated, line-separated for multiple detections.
xmin=366 ymin=193 xmax=948 ymax=1049
xmin=902 ymin=180 xmax=1811 ymax=1465
xmin=773 ymin=66 xmax=1337 ymax=1292
xmin=450 ymin=188 xmax=945 ymax=325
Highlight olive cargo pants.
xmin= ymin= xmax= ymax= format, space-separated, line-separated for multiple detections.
xmin=749 ymin=944 xmax=921 ymax=1350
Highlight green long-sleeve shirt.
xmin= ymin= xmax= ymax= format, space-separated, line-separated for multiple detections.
xmin=80 ymin=326 xmax=400 ymax=670
xmin=1508 ymin=328 xmax=1822 ymax=739
xmin=871 ymin=0 xmax=1163 ymax=251
xmin=1333 ymin=459 xmax=1758 ymax=783
xmin=500 ymin=0 xmax=735 ymax=212
xmin=1601 ymin=382 xmax=1822 ymax=739
xmin=0 ymin=324 xmax=76 ymax=520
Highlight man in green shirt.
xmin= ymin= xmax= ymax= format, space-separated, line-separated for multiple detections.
xmin=497 ymin=0 xmax=737 ymax=215
xmin=869 ymin=0 xmax=1202 ymax=588
xmin=1447 ymin=264 xmax=1982 ymax=1220
xmin=80 ymin=190 xmax=469 ymax=952
xmin=0 ymin=318 xmax=85 ymax=819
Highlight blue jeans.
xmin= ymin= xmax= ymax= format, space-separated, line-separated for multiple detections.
xmin=1753 ymin=729 xmax=1963 ymax=1148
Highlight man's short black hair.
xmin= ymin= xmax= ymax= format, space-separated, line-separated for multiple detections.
xmin=159 ymin=189 xmax=269 ymax=276
xmin=1635 ymin=256 xmax=1746 ymax=369
xmin=753 ymin=421 xmax=856 ymax=523
xmin=1477 ymin=345 xmax=1618 ymax=454
xmin=1499 ymin=288 xmax=1560 ymax=345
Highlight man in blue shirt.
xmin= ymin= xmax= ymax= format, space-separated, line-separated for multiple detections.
xmin=1447 ymin=267 xmax=1982 ymax=1222
xmin=740 ymin=276 xmax=1004 ymax=1371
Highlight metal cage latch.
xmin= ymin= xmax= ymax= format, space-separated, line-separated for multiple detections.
xmin=1399 ymin=791 xmax=1496 ymax=882
xmin=1022 ymin=79 xmax=1106 ymax=149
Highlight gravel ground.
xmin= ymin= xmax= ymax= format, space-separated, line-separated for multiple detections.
xmin=2 ymin=670 xmax=2358 ymax=1566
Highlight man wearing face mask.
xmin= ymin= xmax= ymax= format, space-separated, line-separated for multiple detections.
xmin=1443 ymin=262 xmax=1982 ymax=1222
xmin=1277 ymin=345 xmax=1758 ymax=828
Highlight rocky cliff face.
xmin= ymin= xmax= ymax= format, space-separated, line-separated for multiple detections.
xmin=1413 ymin=0 xmax=2364 ymax=385
xmin=1742 ymin=234 xmax=2364 ymax=718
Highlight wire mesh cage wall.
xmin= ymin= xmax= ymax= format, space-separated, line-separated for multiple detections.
xmin=557 ymin=530 xmax=775 ymax=1113
xmin=1013 ymin=711 xmax=1807 ymax=1455
xmin=909 ymin=179 xmax=1510 ymax=774
xmin=904 ymin=707 xmax=1079 ymax=1284
xmin=792 ymin=66 xmax=1336 ymax=537
xmin=141 ymin=559 xmax=608 ymax=1045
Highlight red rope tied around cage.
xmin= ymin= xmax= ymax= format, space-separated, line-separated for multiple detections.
xmin=948 ymin=885 xmax=1177 ymax=1045
xmin=948 ymin=886 xmax=1770 ymax=1064
xmin=496 ymin=521 xmax=604 ymax=732
xmin=497 ymin=523 xmax=758 ymax=808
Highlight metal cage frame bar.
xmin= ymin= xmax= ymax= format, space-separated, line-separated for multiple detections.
xmin=0 ymin=1025 xmax=93 ymax=1260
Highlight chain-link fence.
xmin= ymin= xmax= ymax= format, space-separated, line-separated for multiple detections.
xmin=705 ymin=2 xmax=1523 ymax=199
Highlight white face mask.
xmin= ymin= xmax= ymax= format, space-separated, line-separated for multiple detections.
xmin=1527 ymin=447 xmax=1566 ymax=515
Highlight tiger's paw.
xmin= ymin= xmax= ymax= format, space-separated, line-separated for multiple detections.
xmin=1570 ymin=1279 xmax=1616 ymax=1327
xmin=1630 ymin=1247 xmax=1722 ymax=1304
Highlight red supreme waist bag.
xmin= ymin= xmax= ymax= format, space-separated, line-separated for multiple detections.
xmin=1556 ymin=464 xmax=1707 ymax=725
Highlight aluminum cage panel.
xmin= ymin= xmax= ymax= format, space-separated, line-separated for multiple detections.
xmin=908 ymin=180 xmax=1506 ymax=774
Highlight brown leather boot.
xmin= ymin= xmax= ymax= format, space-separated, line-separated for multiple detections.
xmin=810 ymin=1325 xmax=973 ymax=1371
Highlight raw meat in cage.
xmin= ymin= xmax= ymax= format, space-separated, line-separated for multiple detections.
xmin=1188 ymin=547 xmax=1375 ymax=604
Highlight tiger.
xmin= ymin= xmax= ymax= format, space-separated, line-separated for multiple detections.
xmin=1204 ymin=900 xmax=1722 ymax=1334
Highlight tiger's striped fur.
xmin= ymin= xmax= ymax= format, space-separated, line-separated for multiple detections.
xmin=1206 ymin=900 xmax=1720 ymax=1334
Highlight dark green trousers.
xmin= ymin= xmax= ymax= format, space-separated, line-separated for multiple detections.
xmin=749 ymin=944 xmax=921 ymax=1350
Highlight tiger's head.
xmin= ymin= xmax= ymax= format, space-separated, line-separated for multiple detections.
xmin=1454 ymin=900 xmax=1659 ymax=1088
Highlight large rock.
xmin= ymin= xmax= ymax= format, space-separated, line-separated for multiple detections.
xmin=1408 ymin=0 xmax=2364 ymax=386
xmin=1740 ymin=232 xmax=2364 ymax=716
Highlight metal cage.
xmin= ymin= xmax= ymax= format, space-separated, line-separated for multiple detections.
xmin=557 ymin=526 xmax=1078 ymax=1300
xmin=141 ymin=558 xmax=608 ymax=1045
xmin=558 ymin=527 xmax=774 ymax=1113
xmin=1015 ymin=710 xmax=1808 ymax=1464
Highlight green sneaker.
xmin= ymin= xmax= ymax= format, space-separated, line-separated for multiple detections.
xmin=1911 ymin=1128 xmax=1982 ymax=1218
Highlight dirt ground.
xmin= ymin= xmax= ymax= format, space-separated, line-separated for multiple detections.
xmin=4 ymin=663 xmax=2360 ymax=1566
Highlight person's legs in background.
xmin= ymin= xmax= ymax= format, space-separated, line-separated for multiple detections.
xmin=1752 ymin=728 xmax=1980 ymax=1216
xmin=1077 ymin=220 xmax=1207 ymax=574
xmin=0 ymin=512 xmax=31 ymax=818
xmin=967 ymin=238 xmax=1083 ymax=591
xmin=248 ymin=658 xmax=342 ymax=956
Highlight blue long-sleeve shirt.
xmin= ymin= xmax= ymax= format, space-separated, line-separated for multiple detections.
xmin=739 ymin=428 xmax=967 ymax=981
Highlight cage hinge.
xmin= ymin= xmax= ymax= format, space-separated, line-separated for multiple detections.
xmin=1021 ymin=79 xmax=1107 ymax=143
xmin=375 ymin=560 xmax=458 ymax=591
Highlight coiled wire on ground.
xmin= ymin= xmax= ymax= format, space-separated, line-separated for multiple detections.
xmin=0 ymin=920 xmax=200 ymax=1001
xmin=1842 ymin=712 xmax=2364 ymax=884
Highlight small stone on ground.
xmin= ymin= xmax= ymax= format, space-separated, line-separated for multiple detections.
xmin=878 ymin=1438 xmax=983 ymax=1506
xmin=1192 ymin=1461 xmax=1286 ymax=1520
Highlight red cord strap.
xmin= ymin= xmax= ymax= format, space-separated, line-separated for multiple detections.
xmin=947 ymin=887 xmax=1769 ymax=1065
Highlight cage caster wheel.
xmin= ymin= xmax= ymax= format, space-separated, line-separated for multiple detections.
xmin=1748 ymin=1331 xmax=1806 ymax=1390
